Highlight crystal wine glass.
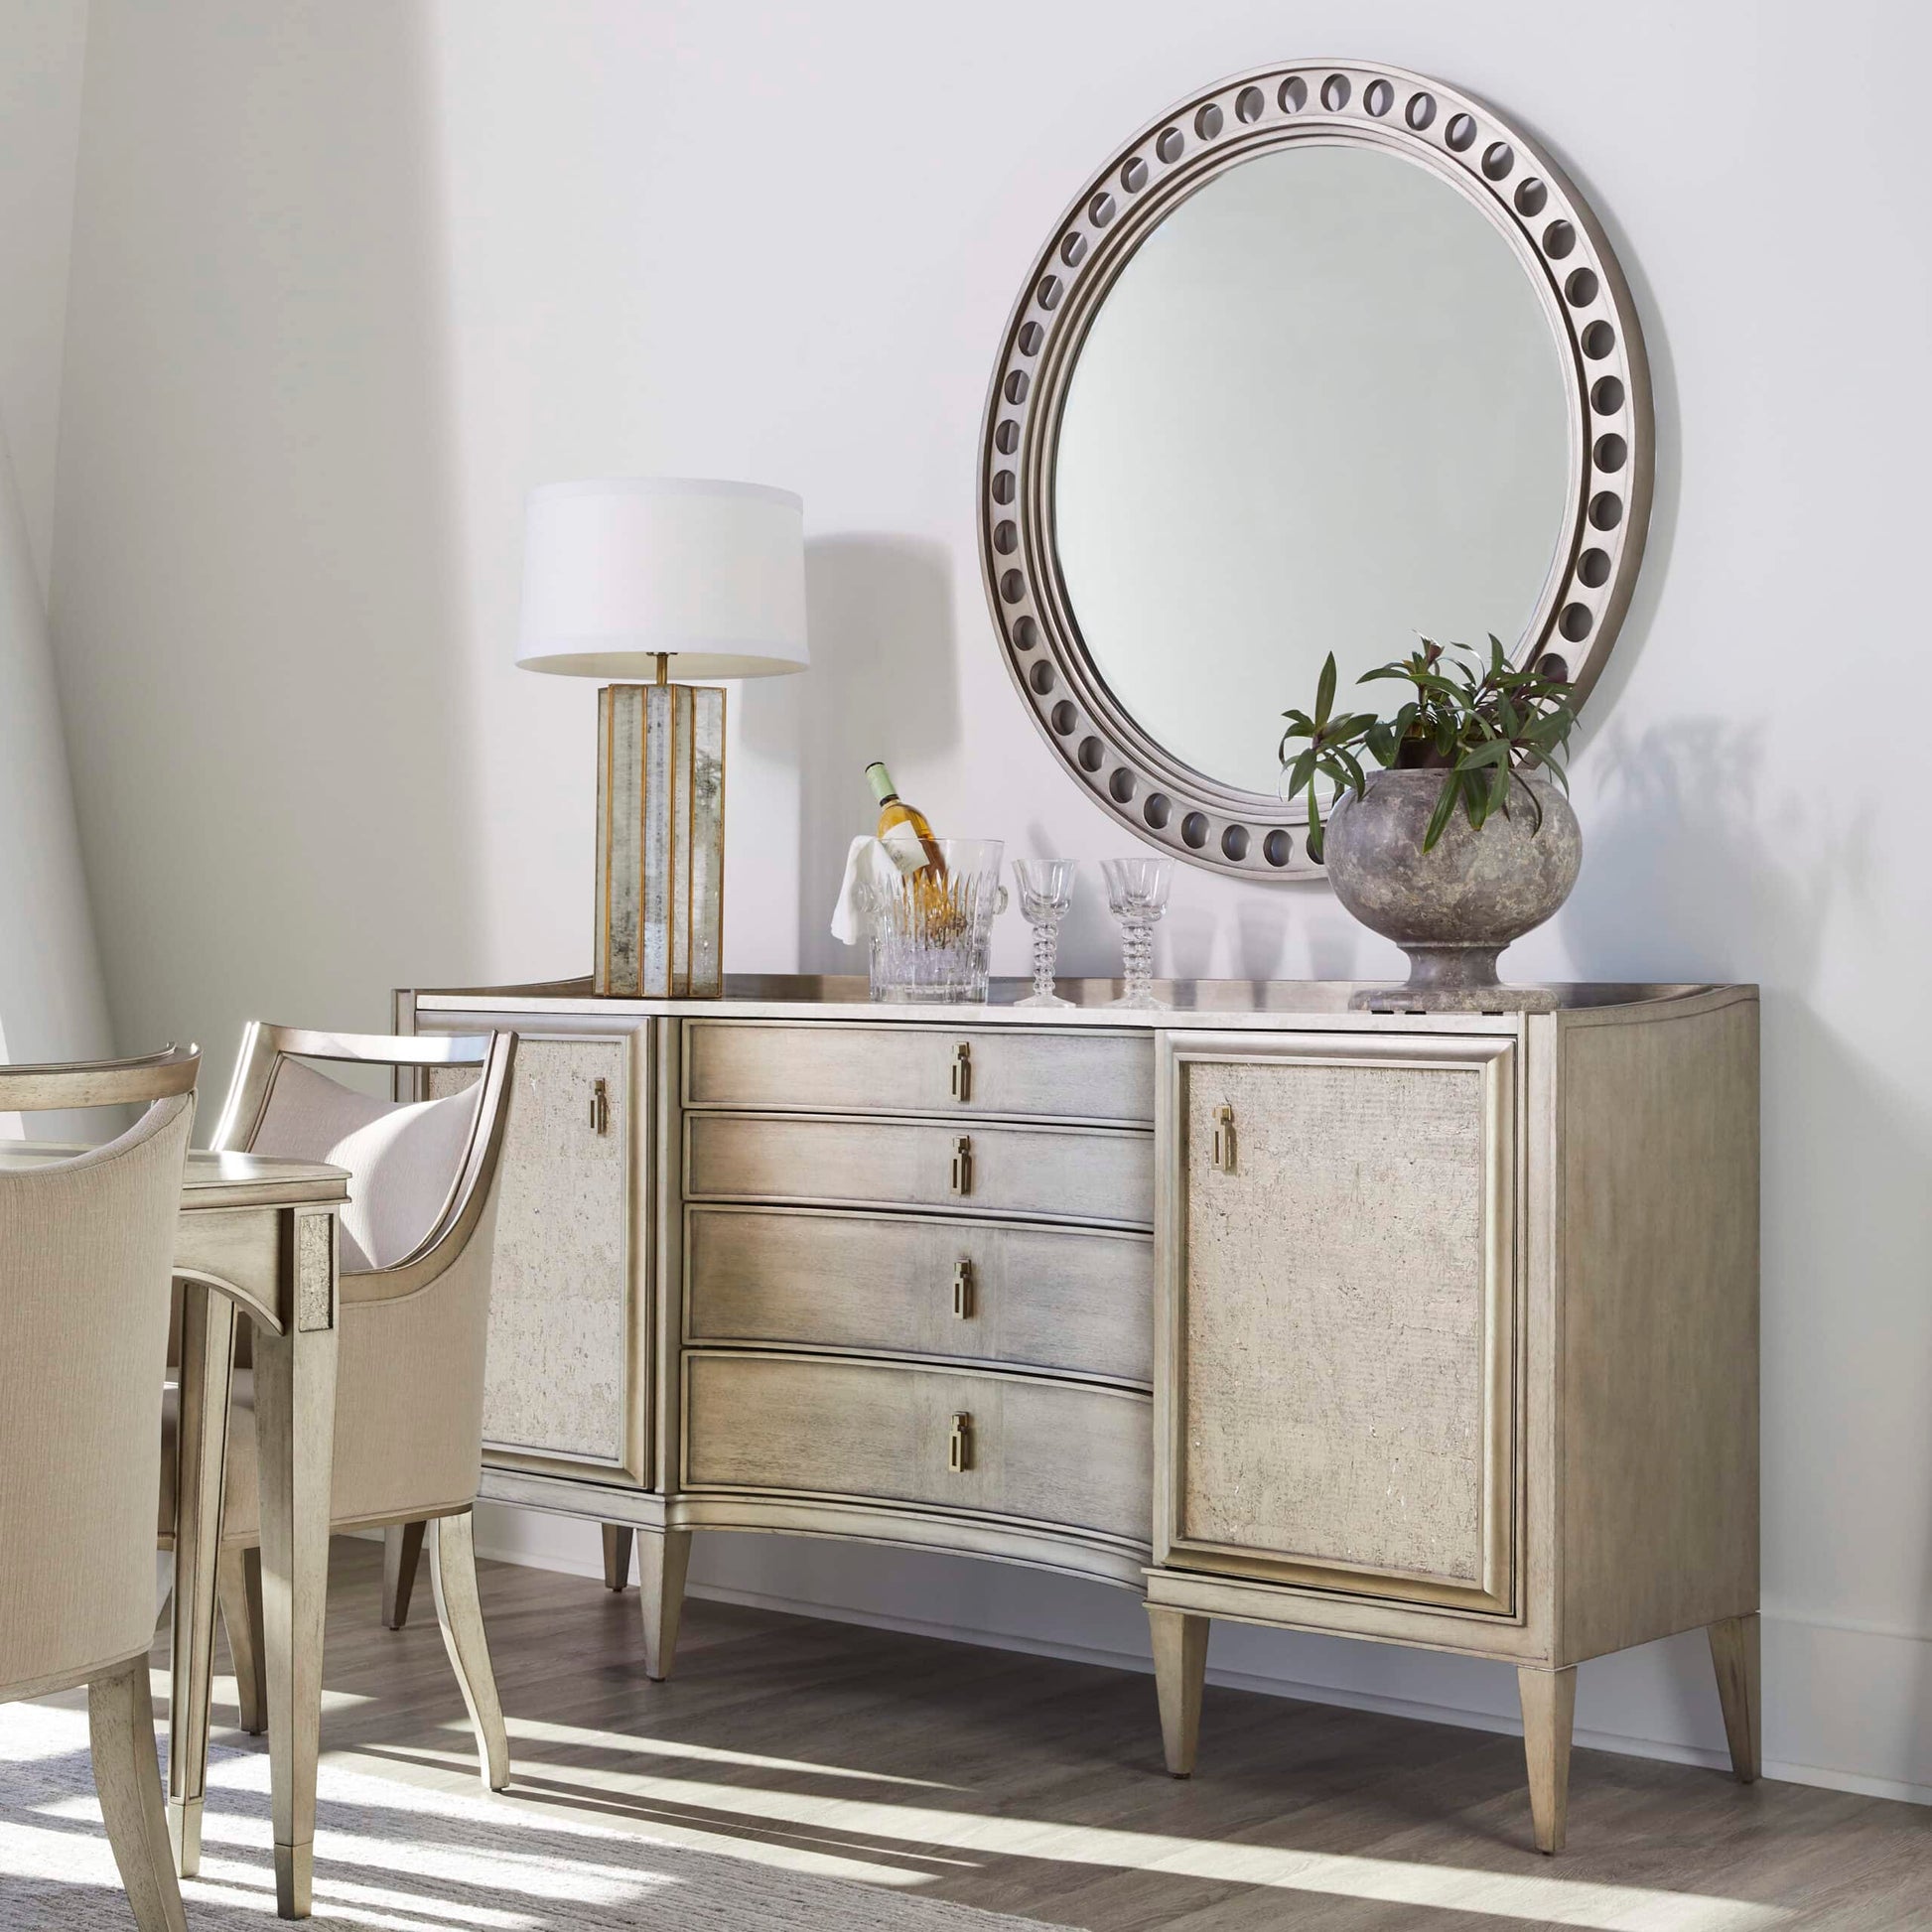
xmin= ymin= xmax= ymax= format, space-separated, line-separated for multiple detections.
xmin=1101 ymin=856 xmax=1173 ymax=1010
xmin=1012 ymin=859 xmax=1078 ymax=1009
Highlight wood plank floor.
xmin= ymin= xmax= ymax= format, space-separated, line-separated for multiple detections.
xmin=187 ymin=1539 xmax=1930 ymax=1930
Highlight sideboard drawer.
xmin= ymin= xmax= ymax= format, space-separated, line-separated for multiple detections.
xmin=685 ymin=1205 xmax=1153 ymax=1384
xmin=684 ymin=1021 xmax=1153 ymax=1125
xmin=682 ymin=1350 xmax=1152 ymax=1545
xmin=684 ymin=1113 xmax=1153 ymax=1228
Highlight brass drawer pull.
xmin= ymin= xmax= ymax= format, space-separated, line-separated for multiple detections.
xmin=952 ymin=1258 xmax=975 ymax=1320
xmin=590 ymin=1078 xmax=611 ymax=1136
xmin=950 ymin=1135 xmax=973 ymax=1196
xmin=1211 ymin=1103 xmax=1236 ymax=1173
xmin=948 ymin=1411 xmax=974 ymax=1473
xmin=950 ymin=1041 xmax=973 ymax=1103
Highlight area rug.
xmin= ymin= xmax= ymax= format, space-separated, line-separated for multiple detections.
xmin=0 ymin=1699 xmax=1059 ymax=1931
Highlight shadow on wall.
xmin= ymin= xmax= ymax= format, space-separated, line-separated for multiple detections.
xmin=1566 ymin=712 xmax=1932 ymax=1758
xmin=49 ymin=4 xmax=483 ymax=1109
xmin=1561 ymin=715 xmax=1848 ymax=987
xmin=742 ymin=535 xmax=958 ymax=976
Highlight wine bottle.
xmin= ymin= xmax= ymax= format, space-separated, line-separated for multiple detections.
xmin=866 ymin=762 xmax=946 ymax=879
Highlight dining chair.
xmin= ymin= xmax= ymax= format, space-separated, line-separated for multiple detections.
xmin=158 ymin=1022 xmax=517 ymax=1851
xmin=0 ymin=1045 xmax=200 ymax=1932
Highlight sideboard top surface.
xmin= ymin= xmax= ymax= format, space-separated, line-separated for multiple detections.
xmin=407 ymin=975 xmax=1754 ymax=1033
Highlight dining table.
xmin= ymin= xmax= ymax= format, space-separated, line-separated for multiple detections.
xmin=0 ymin=1142 xmax=349 ymax=1920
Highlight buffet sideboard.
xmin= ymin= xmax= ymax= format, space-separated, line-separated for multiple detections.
xmin=394 ymin=975 xmax=1758 ymax=1853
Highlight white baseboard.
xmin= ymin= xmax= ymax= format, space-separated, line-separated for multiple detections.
xmin=469 ymin=1502 xmax=1932 ymax=1808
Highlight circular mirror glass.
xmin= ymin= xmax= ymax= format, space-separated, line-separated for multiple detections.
xmin=1052 ymin=143 xmax=1572 ymax=798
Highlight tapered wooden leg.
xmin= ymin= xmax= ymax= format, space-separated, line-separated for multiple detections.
xmin=602 ymin=1522 xmax=634 ymax=1591
xmin=253 ymin=1235 xmax=339 ymax=1921
xmin=637 ymin=1528 xmax=691 ymax=1681
xmin=429 ymin=1511 xmax=510 ymax=1790
xmin=1708 ymin=1613 xmax=1761 ymax=1783
xmin=168 ymin=1283 xmax=235 ymax=1876
xmin=1519 ymin=1664 xmax=1578 ymax=1855
xmin=89 ymin=1656 xmax=189 ymax=1932
xmin=382 ymin=1521 xmax=427 ymax=1629
xmin=217 ymin=1545 xmax=267 ymax=1735
xmin=1148 ymin=1606 xmax=1210 ymax=1777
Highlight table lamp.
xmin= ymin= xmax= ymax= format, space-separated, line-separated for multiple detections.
xmin=517 ymin=479 xmax=808 ymax=998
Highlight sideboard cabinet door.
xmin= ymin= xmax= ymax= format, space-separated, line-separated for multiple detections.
xmin=431 ymin=1029 xmax=647 ymax=1484
xmin=1159 ymin=1032 xmax=1518 ymax=1616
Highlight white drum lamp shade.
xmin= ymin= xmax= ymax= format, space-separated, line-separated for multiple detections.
xmin=517 ymin=478 xmax=808 ymax=680
xmin=516 ymin=478 xmax=808 ymax=999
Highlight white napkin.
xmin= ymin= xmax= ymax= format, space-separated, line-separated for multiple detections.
xmin=830 ymin=835 xmax=898 ymax=945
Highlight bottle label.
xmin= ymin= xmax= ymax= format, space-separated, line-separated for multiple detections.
xmin=882 ymin=823 xmax=927 ymax=876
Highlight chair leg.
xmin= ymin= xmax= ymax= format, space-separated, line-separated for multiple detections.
xmin=1519 ymin=1664 xmax=1578 ymax=1855
xmin=89 ymin=1657 xmax=188 ymax=1932
xmin=602 ymin=1522 xmax=634 ymax=1591
xmin=637 ymin=1528 xmax=692 ymax=1682
xmin=1708 ymin=1613 xmax=1761 ymax=1783
xmin=1148 ymin=1606 xmax=1210 ymax=1777
xmin=167 ymin=1283 xmax=234 ymax=1877
xmin=383 ymin=1521 xmax=428 ymax=1630
xmin=216 ymin=1545 xmax=267 ymax=1736
xmin=429 ymin=1510 xmax=510 ymax=1790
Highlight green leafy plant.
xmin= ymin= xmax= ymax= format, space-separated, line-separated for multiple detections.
xmin=1278 ymin=637 xmax=1578 ymax=862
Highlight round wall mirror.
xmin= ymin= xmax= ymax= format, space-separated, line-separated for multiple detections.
xmin=980 ymin=63 xmax=1652 ymax=879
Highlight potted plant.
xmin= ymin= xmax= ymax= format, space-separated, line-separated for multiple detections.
xmin=1279 ymin=637 xmax=1583 ymax=1010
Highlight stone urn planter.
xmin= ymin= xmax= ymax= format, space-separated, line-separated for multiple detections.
xmin=1323 ymin=767 xmax=1581 ymax=1012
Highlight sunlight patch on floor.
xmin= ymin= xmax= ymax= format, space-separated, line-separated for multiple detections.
xmin=13 ymin=1693 xmax=1007 ymax=1927
xmin=145 ymin=1664 xmax=376 ymax=1718
xmin=382 ymin=1740 xmax=1791 ymax=1932
xmin=358 ymin=1743 xmax=954 ymax=1890
xmin=493 ymin=1715 xmax=964 ymax=1789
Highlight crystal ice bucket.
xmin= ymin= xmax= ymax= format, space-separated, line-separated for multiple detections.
xmin=864 ymin=838 xmax=1007 ymax=1004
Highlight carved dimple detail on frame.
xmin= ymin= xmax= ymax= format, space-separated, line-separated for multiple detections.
xmin=978 ymin=60 xmax=1653 ymax=882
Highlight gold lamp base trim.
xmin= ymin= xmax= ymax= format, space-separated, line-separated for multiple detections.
xmin=595 ymin=681 xmax=725 ymax=999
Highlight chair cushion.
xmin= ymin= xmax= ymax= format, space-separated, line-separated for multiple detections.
xmin=248 ymin=1059 xmax=479 ymax=1272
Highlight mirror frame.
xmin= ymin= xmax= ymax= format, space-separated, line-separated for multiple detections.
xmin=978 ymin=61 xmax=1652 ymax=881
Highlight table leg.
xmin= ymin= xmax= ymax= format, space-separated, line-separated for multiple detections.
xmin=168 ymin=1283 xmax=235 ymax=1876
xmin=252 ymin=1210 xmax=339 ymax=1919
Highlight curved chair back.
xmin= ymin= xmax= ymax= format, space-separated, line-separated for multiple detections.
xmin=211 ymin=1027 xmax=511 ymax=1275
xmin=207 ymin=1026 xmax=514 ymax=1531
xmin=0 ymin=1047 xmax=199 ymax=1701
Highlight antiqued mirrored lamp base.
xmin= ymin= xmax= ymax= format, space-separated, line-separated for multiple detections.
xmin=595 ymin=674 xmax=725 ymax=998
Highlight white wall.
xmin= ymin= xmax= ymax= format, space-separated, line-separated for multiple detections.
xmin=54 ymin=2 xmax=483 ymax=1099
xmin=0 ymin=0 xmax=89 ymax=594
xmin=0 ymin=0 xmax=111 ymax=1099
xmin=47 ymin=0 xmax=1932 ymax=1803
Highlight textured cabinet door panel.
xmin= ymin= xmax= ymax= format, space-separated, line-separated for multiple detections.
xmin=684 ymin=1021 xmax=1153 ymax=1124
xmin=686 ymin=1205 xmax=1152 ymax=1384
xmin=682 ymin=1350 xmax=1151 ymax=1545
xmin=685 ymin=1114 xmax=1153 ymax=1228
xmin=1170 ymin=1036 xmax=1515 ymax=1612
xmin=436 ymin=1035 xmax=636 ymax=1471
